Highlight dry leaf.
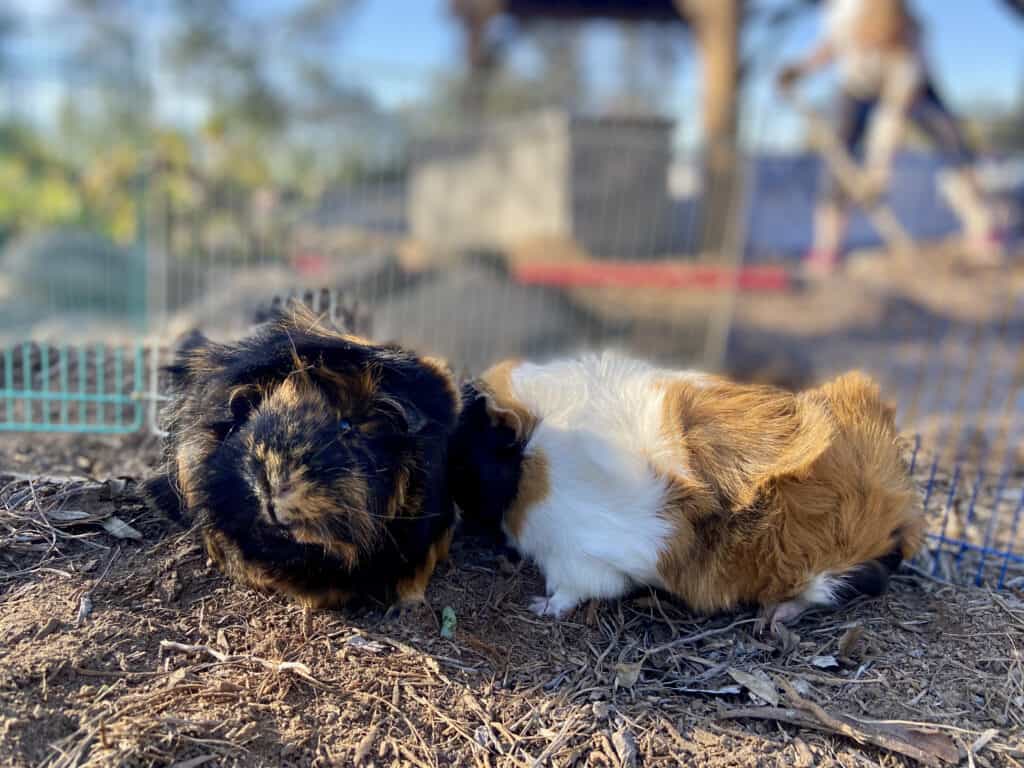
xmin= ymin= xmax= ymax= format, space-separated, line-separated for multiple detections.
xmin=810 ymin=655 xmax=839 ymax=669
xmin=614 ymin=661 xmax=642 ymax=688
xmin=791 ymin=677 xmax=813 ymax=697
xmin=728 ymin=668 xmax=780 ymax=706
xmin=473 ymin=724 xmax=495 ymax=748
xmin=45 ymin=509 xmax=93 ymax=524
xmin=101 ymin=516 xmax=143 ymax=541
xmin=344 ymin=636 xmax=386 ymax=654
xmin=612 ymin=729 xmax=638 ymax=768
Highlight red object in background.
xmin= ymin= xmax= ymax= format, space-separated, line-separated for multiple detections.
xmin=292 ymin=249 xmax=328 ymax=277
xmin=512 ymin=261 xmax=791 ymax=292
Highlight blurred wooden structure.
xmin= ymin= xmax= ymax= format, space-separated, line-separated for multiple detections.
xmin=449 ymin=0 xmax=742 ymax=253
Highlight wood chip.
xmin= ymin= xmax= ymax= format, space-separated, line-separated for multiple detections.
xmin=75 ymin=595 xmax=93 ymax=627
xmin=353 ymin=725 xmax=379 ymax=766
xmin=33 ymin=618 xmax=62 ymax=641
xmin=168 ymin=756 xmax=218 ymax=768
xmin=970 ymin=729 xmax=999 ymax=756
xmin=614 ymin=661 xmax=642 ymax=689
xmin=838 ymin=625 xmax=864 ymax=659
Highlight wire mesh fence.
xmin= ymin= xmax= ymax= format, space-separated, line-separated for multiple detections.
xmin=1 ymin=54 xmax=1023 ymax=588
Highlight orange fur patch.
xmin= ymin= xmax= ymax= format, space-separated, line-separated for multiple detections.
xmin=655 ymin=371 xmax=923 ymax=613
xmin=395 ymin=526 xmax=455 ymax=605
xmin=477 ymin=359 xmax=538 ymax=442
xmin=505 ymin=450 xmax=551 ymax=541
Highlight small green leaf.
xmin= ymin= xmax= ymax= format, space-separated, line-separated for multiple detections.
xmin=440 ymin=606 xmax=457 ymax=639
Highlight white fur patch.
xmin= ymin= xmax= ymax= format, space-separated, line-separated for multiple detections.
xmin=504 ymin=352 xmax=704 ymax=615
xmin=801 ymin=572 xmax=843 ymax=607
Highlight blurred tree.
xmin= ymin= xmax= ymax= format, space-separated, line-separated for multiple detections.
xmin=0 ymin=123 xmax=83 ymax=242
xmin=972 ymin=72 xmax=1024 ymax=152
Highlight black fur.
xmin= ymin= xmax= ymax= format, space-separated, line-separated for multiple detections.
xmin=141 ymin=473 xmax=187 ymax=526
xmin=447 ymin=382 xmax=524 ymax=544
xmin=144 ymin=302 xmax=459 ymax=607
xmin=833 ymin=547 xmax=903 ymax=606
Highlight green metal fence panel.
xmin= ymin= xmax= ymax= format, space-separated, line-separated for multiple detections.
xmin=0 ymin=343 xmax=145 ymax=433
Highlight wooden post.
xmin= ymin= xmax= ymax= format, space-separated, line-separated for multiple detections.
xmin=676 ymin=0 xmax=741 ymax=257
xmin=450 ymin=0 xmax=502 ymax=115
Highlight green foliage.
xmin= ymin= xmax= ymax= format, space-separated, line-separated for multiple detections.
xmin=0 ymin=1 xmax=394 ymax=257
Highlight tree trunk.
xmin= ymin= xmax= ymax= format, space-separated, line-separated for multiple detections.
xmin=450 ymin=0 xmax=502 ymax=117
xmin=676 ymin=0 xmax=741 ymax=257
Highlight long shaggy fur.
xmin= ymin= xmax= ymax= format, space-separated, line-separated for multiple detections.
xmin=449 ymin=352 xmax=923 ymax=625
xmin=143 ymin=302 xmax=460 ymax=609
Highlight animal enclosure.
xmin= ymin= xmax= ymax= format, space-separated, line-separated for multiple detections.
xmin=2 ymin=105 xmax=1022 ymax=593
xmin=2 ymin=4 xmax=1024 ymax=763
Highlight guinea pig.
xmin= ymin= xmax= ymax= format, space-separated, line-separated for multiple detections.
xmin=448 ymin=352 xmax=924 ymax=632
xmin=143 ymin=302 xmax=460 ymax=610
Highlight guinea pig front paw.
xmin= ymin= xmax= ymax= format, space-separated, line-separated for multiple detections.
xmin=383 ymin=598 xmax=438 ymax=629
xmin=528 ymin=592 xmax=579 ymax=619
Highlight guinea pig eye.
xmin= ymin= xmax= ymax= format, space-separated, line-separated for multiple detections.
xmin=338 ymin=418 xmax=353 ymax=435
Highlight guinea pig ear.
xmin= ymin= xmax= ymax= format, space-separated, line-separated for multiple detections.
xmin=477 ymin=384 xmax=530 ymax=444
xmin=460 ymin=382 xmax=524 ymax=448
xmin=401 ymin=401 xmax=430 ymax=435
xmin=227 ymin=385 xmax=260 ymax=423
xmin=207 ymin=385 xmax=261 ymax=440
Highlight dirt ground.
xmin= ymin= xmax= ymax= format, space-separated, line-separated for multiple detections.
xmin=1 ymin=433 xmax=1023 ymax=768
xmin=3 ymin=246 xmax=1024 ymax=766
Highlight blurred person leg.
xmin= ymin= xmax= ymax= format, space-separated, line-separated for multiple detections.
xmin=863 ymin=50 xmax=921 ymax=198
xmin=911 ymin=80 xmax=1003 ymax=264
xmin=807 ymin=90 xmax=875 ymax=277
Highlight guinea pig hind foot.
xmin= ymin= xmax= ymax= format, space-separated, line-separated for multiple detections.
xmin=755 ymin=599 xmax=812 ymax=636
xmin=529 ymin=590 xmax=583 ymax=619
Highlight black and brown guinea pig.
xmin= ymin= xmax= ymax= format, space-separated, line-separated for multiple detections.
xmin=449 ymin=352 xmax=925 ymax=631
xmin=143 ymin=302 xmax=460 ymax=610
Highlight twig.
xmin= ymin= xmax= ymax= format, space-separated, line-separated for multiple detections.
xmin=743 ymin=675 xmax=960 ymax=765
xmin=642 ymin=617 xmax=757 ymax=657
xmin=719 ymin=706 xmax=955 ymax=766
xmin=159 ymin=640 xmax=331 ymax=690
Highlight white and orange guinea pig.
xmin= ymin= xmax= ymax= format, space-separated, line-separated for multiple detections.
xmin=448 ymin=352 xmax=925 ymax=631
